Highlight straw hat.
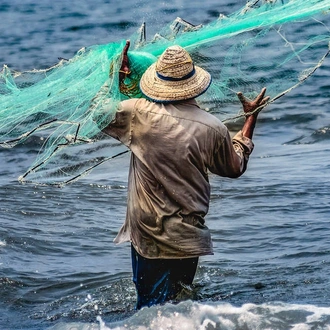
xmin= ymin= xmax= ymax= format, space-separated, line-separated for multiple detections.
xmin=139 ymin=45 xmax=211 ymax=102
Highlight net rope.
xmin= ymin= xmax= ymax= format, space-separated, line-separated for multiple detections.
xmin=1 ymin=0 xmax=330 ymax=186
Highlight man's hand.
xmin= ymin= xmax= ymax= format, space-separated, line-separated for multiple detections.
xmin=119 ymin=40 xmax=131 ymax=82
xmin=237 ymin=87 xmax=270 ymax=118
xmin=238 ymin=87 xmax=270 ymax=139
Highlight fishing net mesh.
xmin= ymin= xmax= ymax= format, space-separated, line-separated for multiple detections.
xmin=1 ymin=0 xmax=330 ymax=186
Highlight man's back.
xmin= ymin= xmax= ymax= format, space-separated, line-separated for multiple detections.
xmin=105 ymin=97 xmax=252 ymax=258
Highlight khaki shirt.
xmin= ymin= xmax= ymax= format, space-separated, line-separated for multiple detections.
xmin=101 ymin=97 xmax=254 ymax=259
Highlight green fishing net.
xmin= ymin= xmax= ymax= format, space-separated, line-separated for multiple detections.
xmin=1 ymin=0 xmax=330 ymax=186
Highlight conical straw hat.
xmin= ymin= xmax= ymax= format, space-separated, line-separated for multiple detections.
xmin=140 ymin=45 xmax=211 ymax=102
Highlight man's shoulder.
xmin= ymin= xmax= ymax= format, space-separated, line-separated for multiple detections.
xmin=120 ymin=97 xmax=150 ymax=110
xmin=119 ymin=98 xmax=227 ymax=136
xmin=196 ymin=112 xmax=228 ymax=136
xmin=178 ymin=101 xmax=227 ymax=135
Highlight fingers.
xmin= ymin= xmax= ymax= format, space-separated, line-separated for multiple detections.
xmin=123 ymin=40 xmax=130 ymax=55
xmin=255 ymin=87 xmax=267 ymax=104
xmin=237 ymin=88 xmax=269 ymax=107
xmin=260 ymin=95 xmax=270 ymax=105
xmin=237 ymin=92 xmax=246 ymax=104
xmin=119 ymin=40 xmax=131 ymax=78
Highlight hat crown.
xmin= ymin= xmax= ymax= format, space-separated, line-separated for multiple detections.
xmin=139 ymin=45 xmax=211 ymax=103
xmin=156 ymin=46 xmax=194 ymax=79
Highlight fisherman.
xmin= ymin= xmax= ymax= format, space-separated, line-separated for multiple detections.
xmin=93 ymin=41 xmax=269 ymax=309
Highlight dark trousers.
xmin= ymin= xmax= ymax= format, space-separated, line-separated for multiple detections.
xmin=131 ymin=245 xmax=198 ymax=310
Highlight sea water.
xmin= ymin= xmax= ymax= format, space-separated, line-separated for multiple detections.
xmin=1 ymin=0 xmax=330 ymax=329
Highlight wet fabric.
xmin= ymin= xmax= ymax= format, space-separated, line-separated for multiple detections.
xmin=102 ymin=97 xmax=254 ymax=259
xmin=131 ymin=244 xmax=198 ymax=310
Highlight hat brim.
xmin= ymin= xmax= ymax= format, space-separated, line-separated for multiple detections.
xmin=139 ymin=63 xmax=212 ymax=103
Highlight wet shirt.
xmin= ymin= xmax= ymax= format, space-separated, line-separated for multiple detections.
xmin=102 ymin=98 xmax=254 ymax=259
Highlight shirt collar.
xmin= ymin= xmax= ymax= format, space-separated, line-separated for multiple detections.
xmin=175 ymin=98 xmax=199 ymax=107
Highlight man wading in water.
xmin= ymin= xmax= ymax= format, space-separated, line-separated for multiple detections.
xmin=91 ymin=41 xmax=269 ymax=309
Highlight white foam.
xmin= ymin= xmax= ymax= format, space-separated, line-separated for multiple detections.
xmin=104 ymin=301 xmax=330 ymax=330
xmin=46 ymin=301 xmax=330 ymax=330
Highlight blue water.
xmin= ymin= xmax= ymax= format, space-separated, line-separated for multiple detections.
xmin=1 ymin=1 xmax=330 ymax=329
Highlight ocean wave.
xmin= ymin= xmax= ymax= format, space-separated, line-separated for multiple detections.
xmin=48 ymin=300 xmax=330 ymax=330
xmin=286 ymin=126 xmax=330 ymax=144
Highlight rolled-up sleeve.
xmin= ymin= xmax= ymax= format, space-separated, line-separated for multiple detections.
xmin=102 ymin=99 xmax=137 ymax=147
xmin=209 ymin=130 xmax=254 ymax=178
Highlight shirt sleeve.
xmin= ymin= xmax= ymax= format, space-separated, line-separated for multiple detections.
xmin=208 ymin=130 xmax=254 ymax=178
xmin=89 ymin=80 xmax=119 ymax=128
xmin=88 ymin=79 xmax=137 ymax=145
xmin=102 ymin=98 xmax=137 ymax=147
